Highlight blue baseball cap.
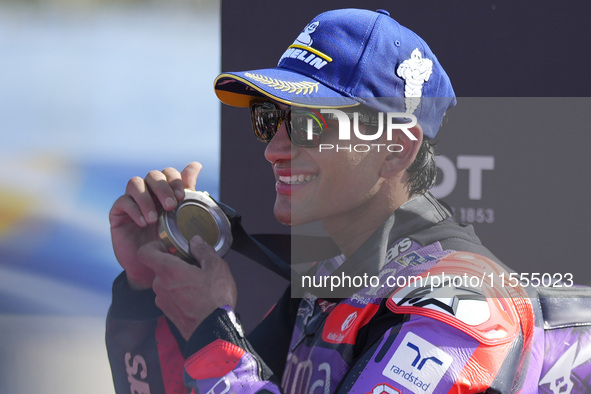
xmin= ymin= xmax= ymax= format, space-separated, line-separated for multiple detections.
xmin=214 ymin=8 xmax=456 ymax=138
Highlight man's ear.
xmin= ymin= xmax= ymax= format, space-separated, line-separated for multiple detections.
xmin=379 ymin=124 xmax=423 ymax=178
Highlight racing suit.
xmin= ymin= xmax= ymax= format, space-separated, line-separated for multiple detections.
xmin=106 ymin=193 xmax=591 ymax=393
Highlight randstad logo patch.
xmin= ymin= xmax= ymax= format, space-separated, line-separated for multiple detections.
xmin=382 ymin=332 xmax=452 ymax=394
xmin=279 ymin=21 xmax=332 ymax=70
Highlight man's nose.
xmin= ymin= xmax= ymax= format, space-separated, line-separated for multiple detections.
xmin=264 ymin=122 xmax=295 ymax=163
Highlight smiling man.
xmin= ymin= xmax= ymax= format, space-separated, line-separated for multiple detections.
xmin=267 ymin=110 xmax=422 ymax=262
xmin=106 ymin=8 xmax=591 ymax=394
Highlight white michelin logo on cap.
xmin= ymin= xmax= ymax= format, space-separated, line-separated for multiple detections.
xmin=278 ymin=21 xmax=332 ymax=70
xmin=295 ymin=21 xmax=319 ymax=46
xmin=397 ymin=48 xmax=434 ymax=114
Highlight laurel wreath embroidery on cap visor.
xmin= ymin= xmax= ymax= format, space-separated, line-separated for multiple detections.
xmin=245 ymin=72 xmax=319 ymax=95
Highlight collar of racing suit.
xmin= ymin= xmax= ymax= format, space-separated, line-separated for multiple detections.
xmin=291 ymin=192 xmax=453 ymax=299
xmin=339 ymin=192 xmax=451 ymax=275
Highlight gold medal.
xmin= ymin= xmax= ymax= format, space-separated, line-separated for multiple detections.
xmin=158 ymin=190 xmax=232 ymax=261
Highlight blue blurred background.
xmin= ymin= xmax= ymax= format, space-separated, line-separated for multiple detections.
xmin=0 ymin=0 xmax=220 ymax=392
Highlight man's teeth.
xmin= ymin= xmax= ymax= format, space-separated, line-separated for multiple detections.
xmin=279 ymin=174 xmax=317 ymax=184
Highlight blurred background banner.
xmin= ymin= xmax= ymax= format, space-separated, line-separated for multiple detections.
xmin=0 ymin=0 xmax=220 ymax=392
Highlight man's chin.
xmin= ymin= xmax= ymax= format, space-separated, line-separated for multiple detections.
xmin=274 ymin=208 xmax=309 ymax=227
xmin=274 ymin=212 xmax=313 ymax=228
xmin=273 ymin=199 xmax=313 ymax=227
xmin=273 ymin=204 xmax=291 ymax=226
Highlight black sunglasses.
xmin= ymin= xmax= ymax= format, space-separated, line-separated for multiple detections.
xmin=250 ymin=102 xmax=328 ymax=148
xmin=249 ymin=102 xmax=383 ymax=148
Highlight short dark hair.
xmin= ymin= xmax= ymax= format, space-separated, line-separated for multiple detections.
xmin=406 ymin=138 xmax=437 ymax=196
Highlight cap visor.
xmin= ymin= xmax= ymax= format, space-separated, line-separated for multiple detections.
xmin=214 ymin=68 xmax=358 ymax=108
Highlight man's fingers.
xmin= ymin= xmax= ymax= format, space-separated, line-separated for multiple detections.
xmin=162 ymin=167 xmax=186 ymax=202
xmin=180 ymin=162 xmax=203 ymax=191
xmin=125 ymin=176 xmax=159 ymax=224
xmin=109 ymin=194 xmax=147 ymax=228
xmin=144 ymin=170 xmax=178 ymax=212
xmin=138 ymin=241 xmax=186 ymax=275
xmin=189 ymin=235 xmax=219 ymax=269
xmin=120 ymin=163 xmax=204 ymax=228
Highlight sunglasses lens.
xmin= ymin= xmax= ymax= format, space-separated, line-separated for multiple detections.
xmin=250 ymin=103 xmax=327 ymax=147
xmin=251 ymin=103 xmax=281 ymax=142
xmin=289 ymin=108 xmax=325 ymax=147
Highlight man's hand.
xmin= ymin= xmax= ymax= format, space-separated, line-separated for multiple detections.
xmin=138 ymin=237 xmax=238 ymax=340
xmin=109 ymin=162 xmax=202 ymax=290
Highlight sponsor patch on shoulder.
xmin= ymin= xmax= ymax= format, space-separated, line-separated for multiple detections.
xmin=385 ymin=237 xmax=415 ymax=264
xmin=386 ymin=252 xmax=523 ymax=345
xmin=395 ymin=252 xmax=437 ymax=268
xmin=322 ymin=302 xmax=379 ymax=345
xmin=382 ymin=332 xmax=452 ymax=394
xmin=389 ymin=275 xmax=490 ymax=326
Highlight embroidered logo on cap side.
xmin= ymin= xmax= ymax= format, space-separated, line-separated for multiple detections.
xmin=279 ymin=21 xmax=333 ymax=70
xmin=244 ymin=73 xmax=319 ymax=95
xmin=396 ymin=48 xmax=433 ymax=114
xmin=295 ymin=21 xmax=319 ymax=46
